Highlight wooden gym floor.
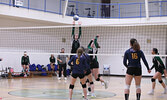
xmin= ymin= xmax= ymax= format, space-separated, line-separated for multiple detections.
xmin=0 ymin=76 xmax=166 ymax=100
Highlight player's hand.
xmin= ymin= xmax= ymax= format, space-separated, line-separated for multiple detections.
xmin=78 ymin=21 xmax=82 ymax=25
xmin=148 ymin=70 xmax=151 ymax=73
xmin=73 ymin=21 xmax=75 ymax=25
xmin=59 ymin=60 xmax=63 ymax=63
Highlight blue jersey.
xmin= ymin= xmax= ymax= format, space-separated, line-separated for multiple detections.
xmin=123 ymin=48 xmax=149 ymax=70
xmin=68 ymin=55 xmax=86 ymax=74
xmin=82 ymin=53 xmax=90 ymax=70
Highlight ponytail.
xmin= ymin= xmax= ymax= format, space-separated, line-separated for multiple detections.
xmin=132 ymin=42 xmax=140 ymax=51
xmin=77 ymin=48 xmax=83 ymax=61
xmin=130 ymin=38 xmax=140 ymax=51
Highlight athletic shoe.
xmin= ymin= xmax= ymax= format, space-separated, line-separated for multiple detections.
xmin=58 ymin=77 xmax=61 ymax=80
xmin=91 ymin=93 xmax=96 ymax=98
xmin=24 ymin=74 xmax=27 ymax=77
xmin=162 ymin=88 xmax=167 ymax=94
xmin=64 ymin=77 xmax=67 ymax=80
xmin=68 ymin=98 xmax=72 ymax=100
xmin=87 ymin=92 xmax=91 ymax=96
xmin=101 ymin=82 xmax=105 ymax=86
xmin=104 ymin=81 xmax=108 ymax=89
xmin=148 ymin=90 xmax=154 ymax=95
xmin=81 ymin=92 xmax=84 ymax=97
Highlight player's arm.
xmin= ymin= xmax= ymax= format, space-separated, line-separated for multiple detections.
xmin=94 ymin=36 xmax=98 ymax=48
xmin=57 ymin=55 xmax=62 ymax=63
xmin=21 ymin=56 xmax=24 ymax=65
xmin=88 ymin=40 xmax=93 ymax=49
xmin=78 ymin=26 xmax=82 ymax=39
xmin=68 ymin=56 xmax=74 ymax=66
xmin=71 ymin=23 xmax=75 ymax=39
xmin=123 ymin=52 xmax=128 ymax=68
xmin=28 ymin=56 xmax=30 ymax=65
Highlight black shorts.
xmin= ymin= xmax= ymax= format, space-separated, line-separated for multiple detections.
xmin=156 ymin=69 xmax=164 ymax=75
xmin=90 ymin=59 xmax=99 ymax=69
xmin=85 ymin=69 xmax=91 ymax=76
xmin=22 ymin=63 xmax=29 ymax=66
xmin=126 ymin=67 xmax=142 ymax=76
xmin=72 ymin=73 xmax=85 ymax=79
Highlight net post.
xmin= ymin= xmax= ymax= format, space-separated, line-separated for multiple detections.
xmin=62 ymin=0 xmax=69 ymax=18
xmin=145 ymin=0 xmax=150 ymax=20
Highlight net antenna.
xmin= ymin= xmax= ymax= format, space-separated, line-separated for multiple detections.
xmin=62 ymin=0 xmax=69 ymax=18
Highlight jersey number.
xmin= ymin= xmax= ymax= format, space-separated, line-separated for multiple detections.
xmin=76 ymin=59 xmax=80 ymax=65
xmin=132 ymin=53 xmax=138 ymax=59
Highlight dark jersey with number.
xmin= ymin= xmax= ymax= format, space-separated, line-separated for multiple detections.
xmin=123 ymin=48 xmax=149 ymax=70
xmin=68 ymin=55 xmax=86 ymax=74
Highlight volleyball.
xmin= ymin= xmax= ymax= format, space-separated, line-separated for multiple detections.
xmin=73 ymin=15 xmax=79 ymax=21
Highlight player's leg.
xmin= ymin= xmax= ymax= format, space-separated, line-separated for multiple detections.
xmin=134 ymin=76 xmax=142 ymax=100
xmin=157 ymin=74 xmax=167 ymax=94
xmin=80 ymin=76 xmax=87 ymax=99
xmin=125 ymin=74 xmax=133 ymax=100
xmin=69 ymin=75 xmax=77 ymax=99
xmin=148 ymin=72 xmax=160 ymax=95
xmin=87 ymin=73 xmax=95 ymax=97
xmin=58 ymin=64 xmax=62 ymax=80
xmin=63 ymin=63 xmax=67 ymax=80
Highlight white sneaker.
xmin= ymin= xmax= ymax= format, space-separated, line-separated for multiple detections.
xmin=162 ymin=88 xmax=167 ymax=94
xmin=58 ymin=77 xmax=61 ymax=80
xmin=148 ymin=90 xmax=154 ymax=95
xmin=64 ymin=77 xmax=67 ymax=80
xmin=91 ymin=93 xmax=96 ymax=98
xmin=87 ymin=92 xmax=91 ymax=96
xmin=104 ymin=81 xmax=108 ymax=89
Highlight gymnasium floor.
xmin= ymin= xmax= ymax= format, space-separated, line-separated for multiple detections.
xmin=0 ymin=76 xmax=166 ymax=100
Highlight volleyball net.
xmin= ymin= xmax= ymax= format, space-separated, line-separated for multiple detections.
xmin=0 ymin=24 xmax=166 ymax=75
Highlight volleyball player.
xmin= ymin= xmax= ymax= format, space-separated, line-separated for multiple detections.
xmin=49 ymin=54 xmax=55 ymax=71
xmin=123 ymin=38 xmax=151 ymax=100
xmin=88 ymin=35 xmax=108 ymax=89
xmin=68 ymin=48 xmax=89 ymax=100
xmin=21 ymin=51 xmax=30 ymax=77
xmin=81 ymin=46 xmax=95 ymax=98
xmin=148 ymin=48 xmax=167 ymax=95
xmin=70 ymin=21 xmax=82 ymax=58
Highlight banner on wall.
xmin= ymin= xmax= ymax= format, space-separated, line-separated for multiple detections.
xmin=15 ymin=0 xmax=23 ymax=7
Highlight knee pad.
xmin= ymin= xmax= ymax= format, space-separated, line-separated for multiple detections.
xmin=69 ymin=84 xmax=74 ymax=89
xmin=151 ymin=78 xmax=156 ymax=82
xmin=136 ymin=85 xmax=141 ymax=89
xmin=88 ymin=87 xmax=91 ymax=92
xmin=98 ymin=74 xmax=101 ymax=77
xmin=125 ymin=85 xmax=130 ymax=90
xmin=90 ymin=82 xmax=94 ymax=85
xmin=82 ymin=84 xmax=87 ymax=88
xmin=159 ymin=80 xmax=163 ymax=83
xmin=96 ymin=78 xmax=100 ymax=81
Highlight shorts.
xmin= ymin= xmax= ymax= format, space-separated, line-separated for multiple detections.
xmin=90 ymin=59 xmax=99 ymax=69
xmin=85 ymin=69 xmax=91 ymax=76
xmin=156 ymin=69 xmax=164 ymax=75
xmin=126 ymin=67 xmax=142 ymax=76
xmin=22 ymin=63 xmax=29 ymax=66
xmin=72 ymin=73 xmax=85 ymax=79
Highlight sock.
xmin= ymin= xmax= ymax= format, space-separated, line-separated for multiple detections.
xmin=125 ymin=94 xmax=129 ymax=100
xmin=136 ymin=93 xmax=141 ymax=100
